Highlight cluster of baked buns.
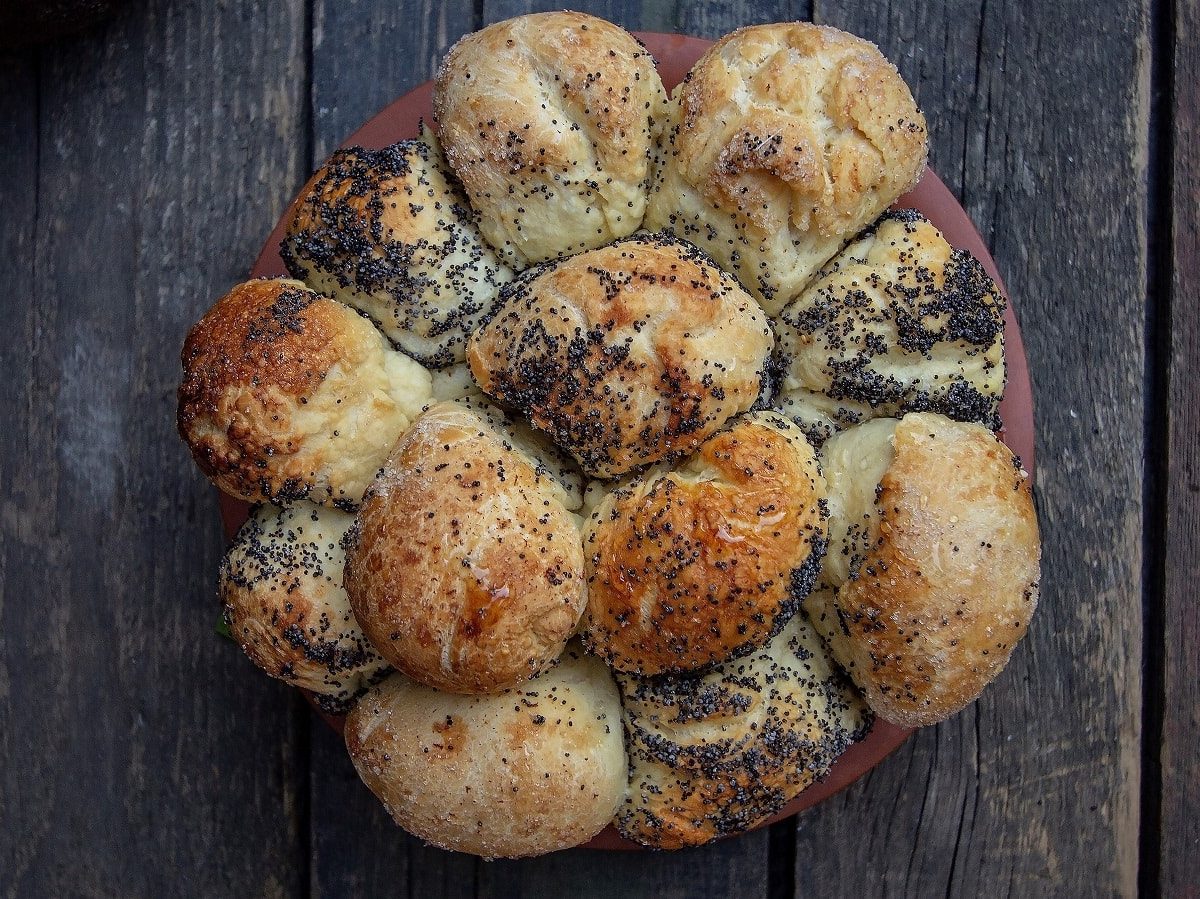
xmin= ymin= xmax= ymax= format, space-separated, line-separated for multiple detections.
xmin=178 ymin=13 xmax=1041 ymax=857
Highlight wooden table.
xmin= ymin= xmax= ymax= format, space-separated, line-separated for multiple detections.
xmin=0 ymin=0 xmax=1194 ymax=896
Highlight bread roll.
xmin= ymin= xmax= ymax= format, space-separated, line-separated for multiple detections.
xmin=433 ymin=11 xmax=668 ymax=267
xmin=645 ymin=23 xmax=927 ymax=315
xmin=343 ymin=401 xmax=586 ymax=694
xmin=280 ymin=130 xmax=513 ymax=368
xmin=468 ymin=233 xmax=773 ymax=478
xmin=220 ymin=501 xmax=387 ymax=711
xmin=616 ymin=615 xmax=869 ymax=849
xmin=775 ymin=210 xmax=1005 ymax=446
xmin=345 ymin=645 xmax=627 ymax=858
xmin=804 ymin=413 xmax=1040 ymax=727
xmin=582 ymin=412 xmax=827 ymax=675
xmin=177 ymin=278 xmax=432 ymax=508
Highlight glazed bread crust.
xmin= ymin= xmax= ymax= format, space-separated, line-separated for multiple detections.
xmin=468 ymin=233 xmax=773 ymax=478
xmin=776 ymin=210 xmax=1005 ymax=445
xmin=177 ymin=278 xmax=432 ymax=508
xmin=433 ymin=11 xmax=668 ymax=267
xmin=345 ymin=647 xmax=627 ymax=858
xmin=220 ymin=501 xmax=388 ymax=712
xmin=582 ymin=412 xmax=827 ymax=675
xmin=280 ymin=131 xmax=513 ymax=368
xmin=342 ymin=401 xmax=587 ymax=694
xmin=645 ymin=23 xmax=927 ymax=314
xmin=805 ymin=413 xmax=1041 ymax=727
xmin=615 ymin=614 xmax=868 ymax=849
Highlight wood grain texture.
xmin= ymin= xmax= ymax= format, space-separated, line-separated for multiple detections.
xmin=1162 ymin=0 xmax=1199 ymax=893
xmin=0 ymin=1 xmax=311 ymax=895
xmin=476 ymin=836 xmax=767 ymax=898
xmin=789 ymin=2 xmax=1148 ymax=896
xmin=311 ymin=0 xmax=475 ymax=162
xmin=0 ymin=42 xmax=41 ymax=895
xmin=305 ymin=3 xmax=486 ymax=894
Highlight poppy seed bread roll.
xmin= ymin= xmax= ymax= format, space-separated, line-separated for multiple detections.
xmin=804 ymin=413 xmax=1041 ymax=727
xmin=582 ymin=412 xmax=827 ymax=675
xmin=220 ymin=501 xmax=387 ymax=712
xmin=177 ymin=278 xmax=432 ymax=508
xmin=645 ymin=23 xmax=927 ymax=314
xmin=280 ymin=130 xmax=514 ymax=368
xmin=467 ymin=233 xmax=774 ymax=478
xmin=345 ymin=646 xmax=627 ymax=858
xmin=616 ymin=615 xmax=869 ymax=849
xmin=343 ymin=401 xmax=587 ymax=694
xmin=775 ymin=210 xmax=1005 ymax=446
xmin=433 ymin=11 xmax=668 ymax=267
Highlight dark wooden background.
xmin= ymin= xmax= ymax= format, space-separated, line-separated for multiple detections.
xmin=0 ymin=0 xmax=1194 ymax=896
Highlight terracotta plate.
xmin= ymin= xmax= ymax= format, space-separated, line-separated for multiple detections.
xmin=224 ymin=32 xmax=1037 ymax=852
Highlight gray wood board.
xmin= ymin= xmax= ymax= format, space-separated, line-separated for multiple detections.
xmin=1162 ymin=0 xmax=1199 ymax=893
xmin=791 ymin=1 xmax=1149 ymax=896
xmin=0 ymin=1 xmax=312 ymax=895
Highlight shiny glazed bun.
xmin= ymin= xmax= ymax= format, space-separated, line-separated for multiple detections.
xmin=343 ymin=401 xmax=587 ymax=694
xmin=645 ymin=23 xmax=927 ymax=314
xmin=468 ymin=233 xmax=773 ymax=478
xmin=177 ymin=278 xmax=432 ymax=508
xmin=804 ymin=413 xmax=1040 ymax=727
xmin=433 ymin=11 xmax=668 ymax=267
xmin=776 ymin=210 xmax=1005 ymax=446
xmin=280 ymin=129 xmax=513 ymax=368
xmin=220 ymin=501 xmax=388 ymax=711
xmin=582 ymin=412 xmax=827 ymax=675
xmin=616 ymin=614 xmax=869 ymax=849
xmin=345 ymin=646 xmax=627 ymax=858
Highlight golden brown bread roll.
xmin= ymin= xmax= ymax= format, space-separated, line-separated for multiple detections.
xmin=177 ymin=278 xmax=432 ymax=508
xmin=433 ymin=11 xmax=668 ymax=267
xmin=645 ymin=23 xmax=927 ymax=315
xmin=582 ymin=412 xmax=827 ymax=675
xmin=343 ymin=401 xmax=587 ymax=694
xmin=804 ymin=413 xmax=1041 ymax=727
xmin=345 ymin=645 xmax=626 ymax=858
xmin=467 ymin=233 xmax=773 ymax=478
xmin=220 ymin=501 xmax=388 ymax=712
xmin=775 ymin=210 xmax=1005 ymax=446
xmin=616 ymin=614 xmax=869 ymax=849
xmin=280 ymin=130 xmax=514 ymax=368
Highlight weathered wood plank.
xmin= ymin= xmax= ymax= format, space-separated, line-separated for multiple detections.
xmin=483 ymin=0 xmax=656 ymax=32
xmin=0 ymin=42 xmax=42 ymax=896
xmin=467 ymin=3 xmax=807 ymax=893
xmin=675 ymin=0 xmax=810 ymax=38
xmin=0 ymin=1 xmax=311 ymax=895
xmin=1162 ymin=0 xmax=1199 ymax=892
xmin=791 ymin=1 xmax=1148 ymax=895
xmin=476 ymin=836 xmax=768 ymax=899
xmin=311 ymin=0 xmax=475 ymax=162
xmin=306 ymin=3 xmax=483 ymax=895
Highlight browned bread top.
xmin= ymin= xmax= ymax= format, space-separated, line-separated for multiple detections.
xmin=582 ymin=412 xmax=827 ymax=675
xmin=177 ymin=278 xmax=431 ymax=508
xmin=805 ymin=413 xmax=1040 ymax=727
xmin=434 ymin=11 xmax=668 ymax=267
xmin=646 ymin=23 xmax=927 ymax=314
xmin=343 ymin=401 xmax=587 ymax=694
xmin=281 ymin=131 xmax=513 ymax=368
xmin=345 ymin=646 xmax=626 ymax=858
xmin=468 ymin=233 xmax=773 ymax=478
